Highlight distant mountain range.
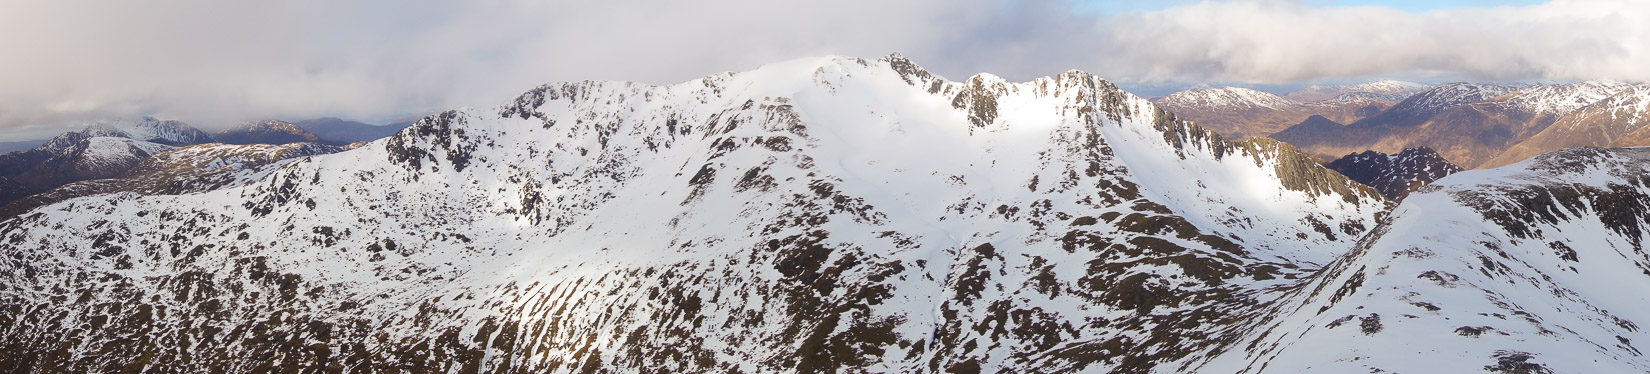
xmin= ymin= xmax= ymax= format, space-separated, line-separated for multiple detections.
xmin=1284 ymin=80 xmax=1433 ymax=102
xmin=213 ymin=120 xmax=326 ymax=145
xmin=1157 ymin=80 xmax=1650 ymax=169
xmin=1270 ymin=81 xmax=1643 ymax=168
xmin=293 ymin=117 xmax=411 ymax=144
xmin=1482 ymin=85 xmax=1650 ymax=168
xmin=0 ymin=119 xmax=200 ymax=208
xmin=1152 ymin=81 xmax=1431 ymax=139
xmin=0 ymin=117 xmax=408 ymax=210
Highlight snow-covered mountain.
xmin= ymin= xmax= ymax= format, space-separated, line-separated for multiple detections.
xmin=0 ymin=117 xmax=341 ymax=217
xmin=1157 ymin=86 xmax=1302 ymax=112
xmin=1286 ymin=80 xmax=1431 ymax=102
xmin=0 ymin=126 xmax=179 ymax=206
xmin=0 ymin=142 xmax=343 ymax=219
xmin=1483 ymin=85 xmax=1650 ymax=168
xmin=1271 ymin=81 xmax=1641 ymax=168
xmin=1493 ymin=81 xmax=1636 ymax=118
xmin=4 ymin=55 xmax=1648 ymax=373
xmin=0 ymin=55 xmax=1391 ymax=372
xmin=1198 ymin=146 xmax=1650 ymax=373
xmin=1153 ymin=86 xmax=1393 ymax=139
xmin=1327 ymin=147 xmax=1463 ymax=199
xmin=82 ymin=117 xmax=217 ymax=146
xmin=1351 ymin=82 xmax=1521 ymax=128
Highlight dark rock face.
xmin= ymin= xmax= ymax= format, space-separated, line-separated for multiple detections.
xmin=1328 ymin=147 xmax=1464 ymax=199
xmin=213 ymin=120 xmax=325 ymax=145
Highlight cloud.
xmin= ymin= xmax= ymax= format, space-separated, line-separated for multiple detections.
xmin=1095 ymin=0 xmax=1650 ymax=84
xmin=0 ymin=0 xmax=1645 ymax=139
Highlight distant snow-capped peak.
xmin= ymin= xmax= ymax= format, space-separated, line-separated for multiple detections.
xmin=1156 ymin=86 xmax=1301 ymax=111
xmin=1287 ymin=79 xmax=1431 ymax=102
xmin=76 ymin=117 xmax=213 ymax=146
xmin=1385 ymin=82 xmax=1520 ymax=118
xmin=1497 ymin=80 xmax=1637 ymax=117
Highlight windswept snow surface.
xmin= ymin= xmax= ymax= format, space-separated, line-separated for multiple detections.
xmin=1199 ymin=147 xmax=1650 ymax=373
xmin=0 ymin=55 xmax=1388 ymax=372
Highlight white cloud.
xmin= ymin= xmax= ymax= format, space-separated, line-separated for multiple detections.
xmin=0 ymin=0 xmax=1644 ymax=139
xmin=1096 ymin=0 xmax=1650 ymax=84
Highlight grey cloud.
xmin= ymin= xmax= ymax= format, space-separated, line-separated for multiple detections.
xmin=1093 ymin=0 xmax=1650 ymax=84
xmin=0 ymin=0 xmax=1644 ymax=140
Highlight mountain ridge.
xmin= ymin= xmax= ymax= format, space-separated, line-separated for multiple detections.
xmin=1270 ymin=81 xmax=1642 ymax=168
xmin=0 ymin=54 xmax=1388 ymax=373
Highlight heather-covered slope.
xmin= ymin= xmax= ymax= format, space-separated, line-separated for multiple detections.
xmin=0 ymin=55 xmax=1385 ymax=373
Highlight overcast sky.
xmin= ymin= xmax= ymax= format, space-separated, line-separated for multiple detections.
xmin=0 ymin=0 xmax=1645 ymax=141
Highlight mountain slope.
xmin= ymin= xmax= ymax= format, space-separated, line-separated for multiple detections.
xmin=214 ymin=120 xmax=327 ymax=145
xmin=1153 ymin=87 xmax=1393 ymax=139
xmin=88 ymin=117 xmax=216 ymax=146
xmin=1350 ymin=82 xmax=1519 ymax=128
xmin=0 ymin=130 xmax=176 ymax=206
xmin=1199 ymin=146 xmax=1650 ymax=373
xmin=1483 ymin=85 xmax=1650 ymax=168
xmin=0 ymin=142 xmax=343 ymax=220
xmin=1327 ymin=147 xmax=1464 ymax=200
xmin=0 ymin=55 xmax=1386 ymax=373
xmin=1271 ymin=82 xmax=1634 ymax=168
xmin=1285 ymin=80 xmax=1430 ymax=102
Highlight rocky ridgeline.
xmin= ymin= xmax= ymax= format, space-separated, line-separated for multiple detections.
xmin=1328 ymin=147 xmax=1464 ymax=199
xmin=0 ymin=55 xmax=1385 ymax=372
